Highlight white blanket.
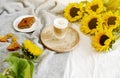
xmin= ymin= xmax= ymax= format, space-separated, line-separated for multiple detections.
xmin=0 ymin=0 xmax=69 ymax=78
xmin=1 ymin=0 xmax=120 ymax=78
xmin=64 ymin=24 xmax=120 ymax=78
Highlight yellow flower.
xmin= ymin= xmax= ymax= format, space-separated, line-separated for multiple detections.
xmin=103 ymin=11 xmax=120 ymax=29
xmin=103 ymin=0 xmax=120 ymax=10
xmin=85 ymin=0 xmax=104 ymax=14
xmin=23 ymin=40 xmax=43 ymax=56
xmin=80 ymin=13 xmax=103 ymax=35
xmin=92 ymin=27 xmax=114 ymax=52
xmin=64 ymin=3 xmax=84 ymax=22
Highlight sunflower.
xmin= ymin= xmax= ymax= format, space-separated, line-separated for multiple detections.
xmin=22 ymin=40 xmax=43 ymax=59
xmin=103 ymin=0 xmax=120 ymax=10
xmin=85 ymin=0 xmax=104 ymax=14
xmin=103 ymin=11 xmax=120 ymax=29
xmin=80 ymin=13 xmax=103 ymax=35
xmin=64 ymin=3 xmax=84 ymax=22
xmin=92 ymin=27 xmax=114 ymax=52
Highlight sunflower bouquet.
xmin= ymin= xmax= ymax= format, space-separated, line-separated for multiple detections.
xmin=64 ymin=0 xmax=120 ymax=52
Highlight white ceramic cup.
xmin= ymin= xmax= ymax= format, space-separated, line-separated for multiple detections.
xmin=53 ymin=18 xmax=68 ymax=39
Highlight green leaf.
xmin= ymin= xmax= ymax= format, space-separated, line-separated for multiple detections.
xmin=0 ymin=74 xmax=6 ymax=78
xmin=4 ymin=53 xmax=34 ymax=78
xmin=28 ymin=61 xmax=34 ymax=77
xmin=22 ymin=61 xmax=34 ymax=78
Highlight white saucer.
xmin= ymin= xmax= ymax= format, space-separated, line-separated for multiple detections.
xmin=13 ymin=15 xmax=40 ymax=32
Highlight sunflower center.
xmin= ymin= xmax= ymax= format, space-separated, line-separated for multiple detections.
xmin=70 ymin=7 xmax=80 ymax=17
xmin=100 ymin=35 xmax=109 ymax=46
xmin=88 ymin=18 xmax=98 ymax=29
xmin=91 ymin=4 xmax=99 ymax=12
xmin=107 ymin=17 xmax=116 ymax=26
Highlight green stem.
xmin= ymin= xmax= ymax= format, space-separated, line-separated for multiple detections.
xmin=2 ymin=68 xmax=9 ymax=75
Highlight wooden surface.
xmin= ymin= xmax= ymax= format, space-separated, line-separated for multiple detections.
xmin=41 ymin=26 xmax=80 ymax=52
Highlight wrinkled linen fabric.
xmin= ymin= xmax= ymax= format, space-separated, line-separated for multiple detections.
xmin=2 ymin=0 xmax=120 ymax=78
xmin=63 ymin=24 xmax=120 ymax=78
xmin=0 ymin=0 xmax=69 ymax=78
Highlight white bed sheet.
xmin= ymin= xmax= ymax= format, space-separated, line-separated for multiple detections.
xmin=56 ymin=0 xmax=120 ymax=78
xmin=64 ymin=25 xmax=120 ymax=78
